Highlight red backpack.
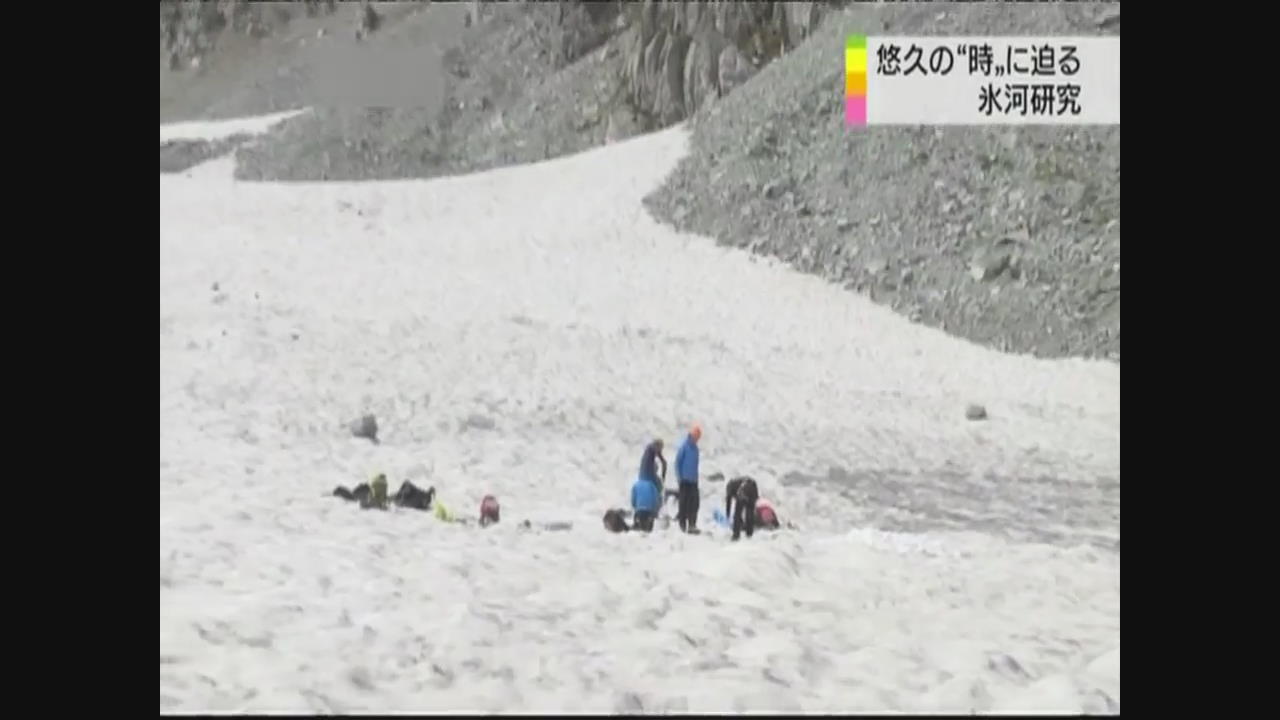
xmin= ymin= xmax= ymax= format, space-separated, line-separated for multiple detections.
xmin=480 ymin=495 xmax=500 ymax=525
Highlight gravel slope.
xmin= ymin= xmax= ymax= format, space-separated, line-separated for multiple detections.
xmin=644 ymin=3 xmax=1120 ymax=360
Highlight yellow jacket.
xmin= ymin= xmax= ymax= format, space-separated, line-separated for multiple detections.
xmin=433 ymin=500 xmax=456 ymax=522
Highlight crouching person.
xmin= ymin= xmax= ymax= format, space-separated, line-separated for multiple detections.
xmin=630 ymin=475 xmax=661 ymax=532
xmin=479 ymin=495 xmax=500 ymax=527
xmin=755 ymin=498 xmax=781 ymax=530
xmin=724 ymin=476 xmax=760 ymax=541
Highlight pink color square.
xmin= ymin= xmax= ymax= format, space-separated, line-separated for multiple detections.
xmin=846 ymin=96 xmax=867 ymax=126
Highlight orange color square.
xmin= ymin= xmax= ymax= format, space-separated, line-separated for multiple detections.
xmin=846 ymin=71 xmax=867 ymax=97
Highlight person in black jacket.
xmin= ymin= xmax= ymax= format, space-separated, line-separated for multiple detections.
xmin=333 ymin=476 xmax=434 ymax=512
xmin=638 ymin=438 xmax=668 ymax=488
xmin=724 ymin=475 xmax=760 ymax=541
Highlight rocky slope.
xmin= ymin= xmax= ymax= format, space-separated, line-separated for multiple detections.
xmin=644 ymin=2 xmax=1120 ymax=361
xmin=230 ymin=1 xmax=834 ymax=182
xmin=160 ymin=1 xmax=1120 ymax=361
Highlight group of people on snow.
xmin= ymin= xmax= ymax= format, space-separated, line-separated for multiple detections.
xmin=612 ymin=424 xmax=781 ymax=540
xmin=331 ymin=424 xmax=782 ymax=540
xmin=332 ymin=475 xmax=500 ymax=526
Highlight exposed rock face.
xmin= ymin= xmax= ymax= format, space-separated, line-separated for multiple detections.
xmin=615 ymin=1 xmax=831 ymax=128
xmin=643 ymin=3 xmax=1121 ymax=360
xmin=161 ymin=0 xmax=285 ymax=70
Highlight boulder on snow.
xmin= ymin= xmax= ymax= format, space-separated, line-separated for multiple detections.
xmin=965 ymin=404 xmax=988 ymax=421
xmin=349 ymin=413 xmax=379 ymax=443
xmin=462 ymin=413 xmax=496 ymax=431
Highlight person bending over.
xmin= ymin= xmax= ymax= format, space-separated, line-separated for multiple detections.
xmin=638 ymin=437 xmax=668 ymax=490
xmin=724 ymin=475 xmax=760 ymax=541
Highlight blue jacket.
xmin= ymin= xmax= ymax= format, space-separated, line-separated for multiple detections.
xmin=631 ymin=476 xmax=661 ymax=513
xmin=674 ymin=435 xmax=699 ymax=485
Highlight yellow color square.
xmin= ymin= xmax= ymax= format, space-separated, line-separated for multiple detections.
xmin=845 ymin=48 xmax=866 ymax=74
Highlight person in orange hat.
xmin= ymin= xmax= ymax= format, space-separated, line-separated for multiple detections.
xmin=674 ymin=424 xmax=703 ymax=533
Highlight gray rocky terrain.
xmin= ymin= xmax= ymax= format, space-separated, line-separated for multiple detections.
xmin=645 ymin=3 xmax=1120 ymax=360
xmin=160 ymin=0 xmax=1119 ymax=361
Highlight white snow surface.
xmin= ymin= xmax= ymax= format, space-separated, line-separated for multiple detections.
xmin=160 ymin=114 xmax=1120 ymax=714
xmin=159 ymin=109 xmax=308 ymax=143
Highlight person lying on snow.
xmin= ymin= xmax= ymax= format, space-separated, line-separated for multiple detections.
xmin=332 ymin=473 xmax=389 ymax=510
xmin=333 ymin=475 xmax=435 ymax=511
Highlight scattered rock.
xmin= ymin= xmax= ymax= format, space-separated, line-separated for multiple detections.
xmin=349 ymin=414 xmax=379 ymax=443
xmin=836 ymin=217 xmax=853 ymax=232
xmin=462 ymin=413 xmax=496 ymax=431
xmin=604 ymin=107 xmax=643 ymax=145
xmin=762 ymin=181 xmax=784 ymax=200
xmin=965 ymin=404 xmax=988 ymax=421
xmin=717 ymin=44 xmax=758 ymax=97
xmin=348 ymin=666 xmax=375 ymax=692
xmin=986 ymin=652 xmax=1031 ymax=680
xmin=969 ymin=232 xmax=1027 ymax=282
xmin=615 ymin=692 xmax=645 ymax=713
xmin=1095 ymin=7 xmax=1121 ymax=29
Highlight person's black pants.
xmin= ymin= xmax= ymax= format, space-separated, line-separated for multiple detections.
xmin=732 ymin=499 xmax=756 ymax=540
xmin=633 ymin=511 xmax=655 ymax=532
xmin=677 ymin=483 xmax=700 ymax=532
